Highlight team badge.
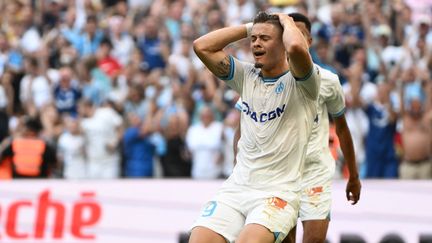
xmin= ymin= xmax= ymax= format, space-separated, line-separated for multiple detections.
xmin=275 ymin=82 xmax=284 ymax=94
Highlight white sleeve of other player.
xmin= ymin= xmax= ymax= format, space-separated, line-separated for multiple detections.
xmin=326 ymin=75 xmax=346 ymax=118
xmin=295 ymin=64 xmax=321 ymax=100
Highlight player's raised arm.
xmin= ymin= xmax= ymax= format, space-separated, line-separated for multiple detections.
xmin=193 ymin=25 xmax=249 ymax=79
xmin=276 ymin=13 xmax=319 ymax=100
xmin=277 ymin=13 xmax=312 ymax=78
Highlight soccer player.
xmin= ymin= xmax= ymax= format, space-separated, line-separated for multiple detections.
xmin=189 ymin=12 xmax=320 ymax=243
xmin=234 ymin=13 xmax=361 ymax=243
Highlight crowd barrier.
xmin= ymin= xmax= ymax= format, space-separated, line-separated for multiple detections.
xmin=0 ymin=180 xmax=431 ymax=243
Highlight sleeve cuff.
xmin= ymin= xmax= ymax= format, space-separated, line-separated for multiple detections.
xmin=235 ymin=103 xmax=242 ymax=111
xmin=218 ymin=55 xmax=235 ymax=81
xmin=330 ymin=107 xmax=346 ymax=118
xmin=294 ymin=66 xmax=314 ymax=82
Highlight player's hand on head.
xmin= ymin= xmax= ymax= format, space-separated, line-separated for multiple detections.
xmin=274 ymin=13 xmax=294 ymax=28
xmin=346 ymin=178 xmax=361 ymax=205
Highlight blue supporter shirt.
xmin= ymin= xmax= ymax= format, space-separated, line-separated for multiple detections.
xmin=364 ymin=102 xmax=398 ymax=178
xmin=138 ymin=37 xmax=166 ymax=70
xmin=54 ymin=85 xmax=81 ymax=115
xmin=365 ymin=103 xmax=396 ymax=156
xmin=123 ymin=127 xmax=155 ymax=177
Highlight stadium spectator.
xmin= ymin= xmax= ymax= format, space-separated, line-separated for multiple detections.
xmin=19 ymin=57 xmax=52 ymax=111
xmin=53 ymin=66 xmax=81 ymax=116
xmin=97 ymin=38 xmax=122 ymax=79
xmin=343 ymin=46 xmax=376 ymax=177
xmin=137 ymin=15 xmax=169 ymax=71
xmin=0 ymin=116 xmax=56 ymax=178
xmin=108 ymin=15 xmax=135 ymax=67
xmin=57 ymin=116 xmax=86 ymax=179
xmin=0 ymin=71 xmax=13 ymax=142
xmin=399 ymin=78 xmax=432 ymax=179
xmin=122 ymin=112 xmax=156 ymax=178
xmin=159 ymin=110 xmax=191 ymax=178
xmin=79 ymin=99 xmax=123 ymax=179
xmin=76 ymin=15 xmax=104 ymax=57
xmin=186 ymin=105 xmax=223 ymax=179
xmin=360 ymin=81 xmax=399 ymax=178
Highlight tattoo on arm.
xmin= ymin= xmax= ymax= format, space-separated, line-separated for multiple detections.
xmin=215 ymin=56 xmax=231 ymax=77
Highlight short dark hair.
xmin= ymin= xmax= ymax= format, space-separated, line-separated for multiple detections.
xmin=24 ymin=116 xmax=43 ymax=133
xmin=252 ymin=12 xmax=312 ymax=35
xmin=100 ymin=38 xmax=113 ymax=49
xmin=253 ymin=11 xmax=283 ymax=31
xmin=288 ymin=13 xmax=311 ymax=34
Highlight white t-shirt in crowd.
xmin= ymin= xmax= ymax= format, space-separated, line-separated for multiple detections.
xmin=342 ymin=80 xmax=377 ymax=164
xmin=58 ymin=132 xmax=87 ymax=179
xmin=81 ymin=107 xmax=123 ymax=178
xmin=20 ymin=75 xmax=52 ymax=109
xmin=186 ymin=121 xmax=224 ymax=179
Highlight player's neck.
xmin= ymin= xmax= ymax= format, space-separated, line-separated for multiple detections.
xmin=261 ymin=63 xmax=289 ymax=78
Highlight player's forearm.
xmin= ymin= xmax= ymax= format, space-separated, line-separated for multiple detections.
xmin=279 ymin=17 xmax=312 ymax=78
xmin=336 ymin=119 xmax=359 ymax=179
xmin=282 ymin=26 xmax=309 ymax=61
xmin=193 ymin=25 xmax=248 ymax=56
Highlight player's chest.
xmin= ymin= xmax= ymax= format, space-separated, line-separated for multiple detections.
xmin=246 ymin=81 xmax=290 ymax=111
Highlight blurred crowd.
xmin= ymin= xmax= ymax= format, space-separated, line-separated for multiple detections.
xmin=0 ymin=0 xmax=430 ymax=180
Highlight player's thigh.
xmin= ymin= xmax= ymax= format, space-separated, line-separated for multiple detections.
xmin=191 ymin=201 xmax=243 ymax=243
xmin=282 ymin=225 xmax=297 ymax=243
xmin=302 ymin=220 xmax=329 ymax=243
xmin=189 ymin=226 xmax=227 ymax=243
xmin=236 ymin=223 xmax=274 ymax=243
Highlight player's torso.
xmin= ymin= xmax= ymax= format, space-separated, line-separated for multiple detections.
xmin=233 ymin=70 xmax=316 ymax=189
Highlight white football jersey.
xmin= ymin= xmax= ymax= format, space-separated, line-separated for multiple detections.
xmin=303 ymin=66 xmax=345 ymax=175
xmin=223 ymin=56 xmax=320 ymax=192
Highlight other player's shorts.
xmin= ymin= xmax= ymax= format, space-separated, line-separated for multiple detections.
xmin=299 ymin=175 xmax=332 ymax=221
xmin=191 ymin=183 xmax=300 ymax=243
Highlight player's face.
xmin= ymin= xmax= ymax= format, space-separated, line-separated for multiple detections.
xmin=250 ymin=23 xmax=286 ymax=69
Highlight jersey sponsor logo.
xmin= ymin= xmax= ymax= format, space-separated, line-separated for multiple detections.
xmin=275 ymin=82 xmax=285 ymax=94
xmin=241 ymin=101 xmax=286 ymax=123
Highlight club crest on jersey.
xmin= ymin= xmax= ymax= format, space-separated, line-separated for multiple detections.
xmin=275 ymin=82 xmax=284 ymax=94
xmin=241 ymin=101 xmax=286 ymax=123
